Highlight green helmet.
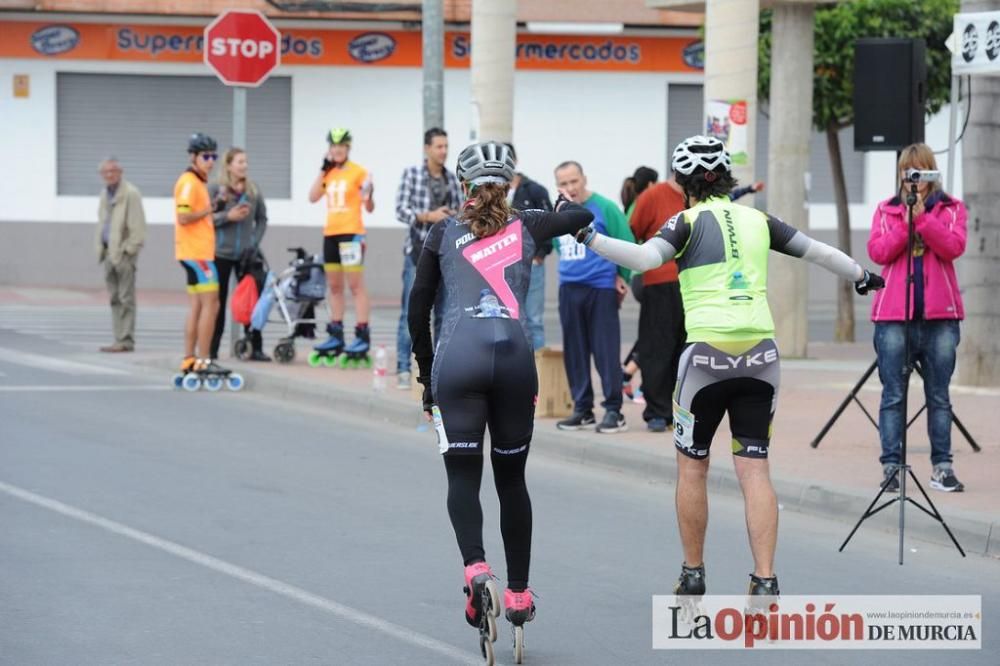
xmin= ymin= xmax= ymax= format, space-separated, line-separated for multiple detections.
xmin=327 ymin=127 xmax=352 ymax=145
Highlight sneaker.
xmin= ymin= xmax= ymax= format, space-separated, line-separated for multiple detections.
xmin=556 ymin=411 xmax=596 ymax=431
xmin=596 ymin=410 xmax=627 ymax=434
xmin=248 ymin=349 xmax=272 ymax=362
xmin=396 ymin=371 xmax=411 ymax=390
xmin=674 ymin=563 xmax=706 ymax=596
xmin=930 ymin=466 xmax=964 ymax=492
xmin=881 ymin=468 xmax=900 ymax=493
xmin=647 ymin=417 xmax=669 ymax=433
xmin=633 ymin=388 xmax=646 ymax=405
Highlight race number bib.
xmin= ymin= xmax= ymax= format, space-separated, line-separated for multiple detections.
xmin=338 ymin=240 xmax=363 ymax=266
xmin=673 ymin=401 xmax=696 ymax=452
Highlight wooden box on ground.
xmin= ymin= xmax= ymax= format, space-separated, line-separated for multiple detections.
xmin=535 ymin=346 xmax=573 ymax=418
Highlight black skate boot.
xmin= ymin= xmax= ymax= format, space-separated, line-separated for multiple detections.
xmin=746 ymin=573 xmax=780 ymax=615
xmin=673 ymin=563 xmax=706 ymax=624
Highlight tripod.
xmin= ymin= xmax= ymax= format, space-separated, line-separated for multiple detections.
xmin=838 ymin=181 xmax=966 ymax=564
xmin=810 ymin=359 xmax=981 ymax=452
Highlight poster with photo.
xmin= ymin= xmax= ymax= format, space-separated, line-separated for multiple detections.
xmin=705 ymin=99 xmax=748 ymax=165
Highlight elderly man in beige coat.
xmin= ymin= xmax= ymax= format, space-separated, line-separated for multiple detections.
xmin=95 ymin=158 xmax=146 ymax=352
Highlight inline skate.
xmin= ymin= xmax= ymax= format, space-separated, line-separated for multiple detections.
xmin=673 ymin=563 xmax=706 ymax=624
xmin=174 ymin=358 xmax=244 ymax=392
xmin=463 ymin=562 xmax=500 ymax=665
xmin=338 ymin=324 xmax=370 ymax=369
xmin=309 ymin=322 xmax=344 ymax=367
xmin=504 ymin=588 xmax=535 ymax=664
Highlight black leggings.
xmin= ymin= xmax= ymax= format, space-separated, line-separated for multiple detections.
xmin=210 ymin=257 xmax=261 ymax=359
xmin=445 ymin=450 xmax=532 ymax=591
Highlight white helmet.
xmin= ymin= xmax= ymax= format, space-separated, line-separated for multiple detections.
xmin=671 ymin=135 xmax=731 ymax=175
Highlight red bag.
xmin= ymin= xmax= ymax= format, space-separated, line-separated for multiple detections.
xmin=231 ymin=274 xmax=259 ymax=325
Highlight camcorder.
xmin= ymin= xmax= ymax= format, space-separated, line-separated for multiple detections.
xmin=903 ymin=168 xmax=941 ymax=184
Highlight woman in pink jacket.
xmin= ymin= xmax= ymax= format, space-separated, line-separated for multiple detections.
xmin=867 ymin=143 xmax=966 ymax=493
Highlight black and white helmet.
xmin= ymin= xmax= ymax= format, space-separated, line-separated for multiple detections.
xmin=456 ymin=142 xmax=516 ymax=186
xmin=671 ymin=135 xmax=731 ymax=175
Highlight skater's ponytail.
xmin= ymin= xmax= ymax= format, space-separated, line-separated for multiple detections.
xmin=461 ymin=183 xmax=511 ymax=239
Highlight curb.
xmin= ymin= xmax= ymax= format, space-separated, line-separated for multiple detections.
xmin=132 ymin=356 xmax=998 ymax=559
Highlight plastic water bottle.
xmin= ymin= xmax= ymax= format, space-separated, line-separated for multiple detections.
xmin=478 ymin=289 xmax=503 ymax=318
xmin=373 ymin=345 xmax=387 ymax=393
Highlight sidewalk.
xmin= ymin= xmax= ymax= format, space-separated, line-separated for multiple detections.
xmin=124 ymin=339 xmax=1000 ymax=558
xmin=3 ymin=286 xmax=997 ymax=557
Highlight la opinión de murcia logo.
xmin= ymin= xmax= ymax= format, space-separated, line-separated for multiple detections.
xmin=31 ymin=25 xmax=80 ymax=55
xmin=348 ymin=33 xmax=396 ymax=63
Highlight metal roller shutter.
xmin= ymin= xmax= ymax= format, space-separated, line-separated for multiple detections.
xmin=57 ymin=73 xmax=291 ymax=198
xmin=666 ymin=83 xmax=704 ymax=166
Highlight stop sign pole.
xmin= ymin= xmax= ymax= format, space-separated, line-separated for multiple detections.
xmin=203 ymin=9 xmax=281 ymax=356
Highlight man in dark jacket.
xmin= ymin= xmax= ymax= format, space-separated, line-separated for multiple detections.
xmin=506 ymin=144 xmax=553 ymax=350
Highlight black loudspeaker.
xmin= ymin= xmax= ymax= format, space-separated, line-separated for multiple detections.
xmin=853 ymin=38 xmax=927 ymax=151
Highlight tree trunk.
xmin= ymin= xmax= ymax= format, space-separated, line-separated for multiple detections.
xmin=826 ymin=122 xmax=854 ymax=342
xmin=956 ymin=0 xmax=1000 ymax=386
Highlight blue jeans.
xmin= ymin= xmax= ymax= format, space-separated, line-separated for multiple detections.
xmin=525 ymin=261 xmax=546 ymax=350
xmin=874 ymin=320 xmax=960 ymax=466
xmin=396 ymin=254 xmax=442 ymax=374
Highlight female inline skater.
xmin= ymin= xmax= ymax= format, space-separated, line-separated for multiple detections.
xmin=408 ymin=141 xmax=593 ymax=663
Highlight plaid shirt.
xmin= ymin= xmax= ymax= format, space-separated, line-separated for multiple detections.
xmin=395 ymin=160 xmax=463 ymax=258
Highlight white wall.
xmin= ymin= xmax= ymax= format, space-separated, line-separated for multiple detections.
xmin=0 ymin=53 xmax=964 ymax=232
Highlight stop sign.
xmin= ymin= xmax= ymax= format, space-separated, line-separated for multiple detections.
xmin=204 ymin=10 xmax=281 ymax=87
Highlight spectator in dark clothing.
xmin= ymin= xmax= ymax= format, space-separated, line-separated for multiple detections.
xmin=621 ymin=166 xmax=659 ymax=217
xmin=628 ymin=173 xmax=686 ymax=431
xmin=506 ymin=144 xmax=553 ymax=350
xmin=394 ymin=127 xmax=463 ymax=389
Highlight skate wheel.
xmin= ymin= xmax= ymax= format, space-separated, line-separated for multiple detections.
xmin=181 ymin=374 xmax=201 ymax=392
xmin=323 ymin=354 xmax=339 ymax=368
xmin=308 ymin=351 xmax=322 ymax=368
xmin=485 ymin=579 xmax=501 ymax=618
xmin=337 ymin=355 xmax=349 ymax=369
xmin=204 ymin=376 xmax=223 ymax=392
xmin=226 ymin=374 xmax=245 ymax=391
xmin=513 ymin=625 xmax=524 ymax=664
xmin=480 ymin=633 xmax=495 ymax=665
xmin=361 ymin=356 xmax=372 ymax=369
xmin=486 ymin=613 xmax=497 ymax=643
xmin=234 ymin=338 xmax=250 ymax=361
xmin=171 ymin=373 xmax=184 ymax=389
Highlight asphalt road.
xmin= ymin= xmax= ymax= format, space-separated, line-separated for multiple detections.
xmin=0 ymin=330 xmax=994 ymax=665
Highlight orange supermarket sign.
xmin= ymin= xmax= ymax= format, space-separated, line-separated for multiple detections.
xmin=0 ymin=20 xmax=703 ymax=73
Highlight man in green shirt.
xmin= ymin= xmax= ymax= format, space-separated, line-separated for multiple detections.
xmin=552 ymin=161 xmax=635 ymax=434
xmin=577 ymin=136 xmax=884 ymax=598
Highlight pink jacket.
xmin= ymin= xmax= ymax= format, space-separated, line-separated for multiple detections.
xmin=867 ymin=194 xmax=966 ymax=322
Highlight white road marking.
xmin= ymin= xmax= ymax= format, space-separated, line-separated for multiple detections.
xmin=0 ymin=348 xmax=129 ymax=376
xmin=0 ymin=385 xmax=170 ymax=392
xmin=0 ymin=480 xmax=486 ymax=665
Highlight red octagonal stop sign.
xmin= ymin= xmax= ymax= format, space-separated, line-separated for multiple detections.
xmin=204 ymin=9 xmax=281 ymax=87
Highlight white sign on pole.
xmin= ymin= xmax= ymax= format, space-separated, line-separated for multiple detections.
xmin=953 ymin=11 xmax=1000 ymax=75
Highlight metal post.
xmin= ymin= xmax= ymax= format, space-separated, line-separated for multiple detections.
xmin=229 ymin=86 xmax=248 ymax=356
xmin=422 ymin=0 xmax=445 ymax=130
xmin=946 ymin=75 xmax=959 ymax=193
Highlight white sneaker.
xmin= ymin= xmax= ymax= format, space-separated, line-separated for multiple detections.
xmin=396 ymin=371 xmax=411 ymax=390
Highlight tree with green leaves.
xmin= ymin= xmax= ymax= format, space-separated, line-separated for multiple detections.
xmin=758 ymin=0 xmax=958 ymax=342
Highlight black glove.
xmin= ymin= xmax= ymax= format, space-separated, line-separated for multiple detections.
xmin=417 ymin=376 xmax=434 ymax=413
xmin=575 ymin=224 xmax=596 ymax=246
xmin=321 ymin=158 xmax=334 ymax=172
xmin=554 ymin=193 xmax=572 ymax=212
xmin=855 ymin=269 xmax=885 ymax=295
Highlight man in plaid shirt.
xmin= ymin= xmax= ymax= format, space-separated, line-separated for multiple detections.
xmin=394 ymin=127 xmax=463 ymax=389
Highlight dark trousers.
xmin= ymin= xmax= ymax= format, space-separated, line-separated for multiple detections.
xmin=637 ymin=281 xmax=686 ymax=422
xmin=558 ymin=282 xmax=623 ymax=413
xmin=210 ymin=257 xmax=260 ymax=359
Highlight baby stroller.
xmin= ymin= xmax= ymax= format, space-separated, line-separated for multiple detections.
xmin=240 ymin=247 xmax=328 ymax=364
